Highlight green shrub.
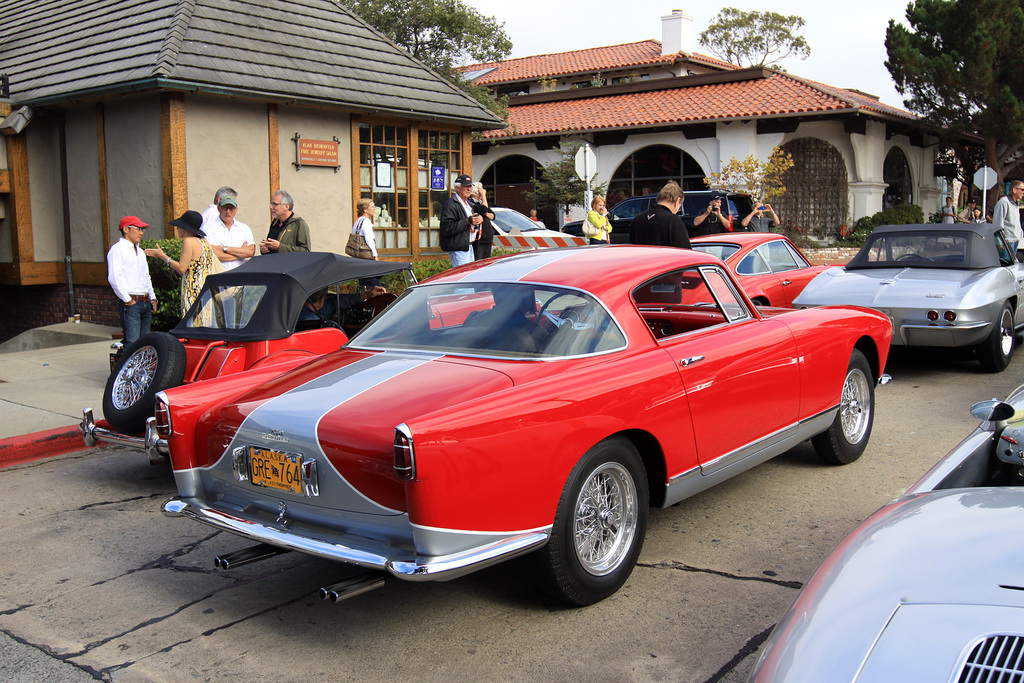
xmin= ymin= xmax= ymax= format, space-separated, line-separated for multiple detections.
xmin=140 ymin=237 xmax=183 ymax=331
xmin=836 ymin=204 xmax=924 ymax=248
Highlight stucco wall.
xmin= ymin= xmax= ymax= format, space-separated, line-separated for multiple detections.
xmin=276 ymin=105 xmax=352 ymax=254
xmin=64 ymin=104 xmax=103 ymax=263
xmin=105 ymin=97 xmax=163 ymax=246
xmin=185 ymin=96 xmax=270 ymax=240
xmin=26 ymin=119 xmax=63 ymax=262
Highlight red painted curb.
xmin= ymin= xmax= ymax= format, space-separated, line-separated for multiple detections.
xmin=0 ymin=425 xmax=86 ymax=469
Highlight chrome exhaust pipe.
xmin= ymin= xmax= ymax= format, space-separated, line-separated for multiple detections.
xmin=318 ymin=574 xmax=386 ymax=603
xmin=214 ymin=543 xmax=289 ymax=570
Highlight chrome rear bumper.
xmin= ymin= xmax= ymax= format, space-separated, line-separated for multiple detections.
xmin=80 ymin=408 xmax=168 ymax=463
xmin=161 ymin=496 xmax=548 ymax=582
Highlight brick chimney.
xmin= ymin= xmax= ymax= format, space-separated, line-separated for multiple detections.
xmin=661 ymin=9 xmax=694 ymax=55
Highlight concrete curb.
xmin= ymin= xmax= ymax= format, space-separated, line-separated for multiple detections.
xmin=0 ymin=426 xmax=86 ymax=469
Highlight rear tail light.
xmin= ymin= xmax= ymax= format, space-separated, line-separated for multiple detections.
xmin=927 ymin=310 xmax=938 ymax=321
xmin=154 ymin=393 xmax=172 ymax=437
xmin=393 ymin=423 xmax=416 ymax=481
xmin=944 ymin=310 xmax=956 ymax=322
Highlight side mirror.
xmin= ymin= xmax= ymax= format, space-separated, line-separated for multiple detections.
xmin=970 ymin=399 xmax=1016 ymax=422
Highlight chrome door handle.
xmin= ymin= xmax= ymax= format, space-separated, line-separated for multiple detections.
xmin=781 ymin=280 xmax=793 ymax=285
xmin=679 ymin=355 xmax=704 ymax=367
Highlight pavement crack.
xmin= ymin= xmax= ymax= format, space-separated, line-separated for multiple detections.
xmin=77 ymin=491 xmax=175 ymax=511
xmin=1 ymin=628 xmax=106 ymax=681
xmin=90 ymin=530 xmax=224 ymax=587
xmin=638 ymin=560 xmax=804 ymax=589
xmin=702 ymin=624 xmax=775 ymax=683
xmin=0 ymin=603 xmax=33 ymax=616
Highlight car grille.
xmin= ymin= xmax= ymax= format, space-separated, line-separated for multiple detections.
xmin=958 ymin=635 xmax=1024 ymax=682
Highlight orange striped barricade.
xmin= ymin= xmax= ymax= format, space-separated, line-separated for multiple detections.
xmin=492 ymin=233 xmax=589 ymax=250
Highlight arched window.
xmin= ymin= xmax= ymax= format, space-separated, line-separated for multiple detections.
xmin=608 ymin=145 xmax=705 ymax=206
xmin=883 ymin=147 xmax=913 ymax=209
xmin=775 ymin=138 xmax=849 ymax=235
xmin=479 ymin=155 xmax=548 ymax=223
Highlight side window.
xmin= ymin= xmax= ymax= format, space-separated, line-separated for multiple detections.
xmin=764 ymin=240 xmax=800 ymax=272
xmin=609 ymin=198 xmax=644 ymax=220
xmin=632 ymin=266 xmax=750 ymax=340
xmin=737 ymin=250 xmax=770 ymax=275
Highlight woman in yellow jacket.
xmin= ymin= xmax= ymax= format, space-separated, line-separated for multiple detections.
xmin=585 ymin=196 xmax=612 ymax=244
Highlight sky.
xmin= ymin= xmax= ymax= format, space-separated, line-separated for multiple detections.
xmin=469 ymin=0 xmax=912 ymax=110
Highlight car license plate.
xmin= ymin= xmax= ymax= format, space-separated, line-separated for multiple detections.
xmin=249 ymin=447 xmax=303 ymax=495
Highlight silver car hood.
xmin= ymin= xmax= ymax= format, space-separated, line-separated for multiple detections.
xmin=794 ymin=266 xmax=992 ymax=309
xmin=751 ymin=488 xmax=1024 ymax=682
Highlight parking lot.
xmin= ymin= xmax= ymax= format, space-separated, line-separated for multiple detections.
xmin=1 ymin=346 xmax=1020 ymax=682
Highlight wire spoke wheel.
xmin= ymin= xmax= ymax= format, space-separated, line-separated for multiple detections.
xmin=839 ymin=365 xmax=871 ymax=445
xmin=111 ymin=346 xmax=159 ymax=409
xmin=573 ymin=462 xmax=638 ymax=576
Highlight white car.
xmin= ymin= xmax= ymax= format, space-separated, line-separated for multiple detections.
xmin=489 ymin=206 xmax=587 ymax=250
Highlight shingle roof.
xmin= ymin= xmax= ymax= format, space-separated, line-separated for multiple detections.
xmin=0 ymin=0 xmax=502 ymax=128
xmin=463 ymin=40 xmax=738 ymax=85
xmin=484 ymin=71 xmax=916 ymax=140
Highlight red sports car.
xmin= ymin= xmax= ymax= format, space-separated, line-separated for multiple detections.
xmin=82 ymin=252 xmax=410 ymax=456
xmin=159 ymin=246 xmax=892 ymax=605
xmin=691 ymin=233 xmax=830 ymax=307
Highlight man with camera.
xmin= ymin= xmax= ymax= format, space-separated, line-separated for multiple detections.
xmin=741 ymin=201 xmax=780 ymax=232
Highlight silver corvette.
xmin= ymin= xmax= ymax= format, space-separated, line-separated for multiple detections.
xmin=794 ymin=223 xmax=1024 ymax=372
xmin=749 ymin=385 xmax=1024 ymax=682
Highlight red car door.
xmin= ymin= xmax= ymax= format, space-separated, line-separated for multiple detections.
xmin=644 ymin=266 xmax=801 ymax=465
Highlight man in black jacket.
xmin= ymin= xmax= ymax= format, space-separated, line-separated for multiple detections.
xmin=440 ymin=174 xmax=481 ymax=266
xmin=630 ymin=182 xmax=691 ymax=248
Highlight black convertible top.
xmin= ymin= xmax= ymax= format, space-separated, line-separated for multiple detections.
xmin=845 ymin=223 xmax=1011 ymax=270
xmin=171 ymin=252 xmax=412 ymax=341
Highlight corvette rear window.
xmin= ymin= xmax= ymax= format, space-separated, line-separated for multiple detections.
xmin=348 ymin=283 xmax=626 ymax=358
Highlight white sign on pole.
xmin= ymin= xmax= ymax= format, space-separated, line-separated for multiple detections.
xmin=974 ymin=166 xmax=998 ymax=218
xmin=575 ymin=145 xmax=597 ymax=215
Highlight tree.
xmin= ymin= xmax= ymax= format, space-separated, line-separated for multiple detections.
xmin=885 ymin=1 xmax=1024 ymax=200
xmin=698 ymin=8 xmax=810 ymax=69
xmin=342 ymin=0 xmax=513 ymax=117
xmin=704 ymin=148 xmax=795 ymax=202
xmin=531 ymin=143 xmax=607 ymax=219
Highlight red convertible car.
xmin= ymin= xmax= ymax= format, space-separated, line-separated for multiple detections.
xmin=82 ymin=252 xmax=410 ymax=456
xmin=160 ymin=246 xmax=892 ymax=605
xmin=690 ymin=233 xmax=829 ymax=307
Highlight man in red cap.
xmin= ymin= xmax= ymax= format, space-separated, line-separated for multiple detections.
xmin=107 ymin=215 xmax=157 ymax=345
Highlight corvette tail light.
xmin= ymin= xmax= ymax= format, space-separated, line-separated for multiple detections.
xmin=393 ymin=423 xmax=416 ymax=481
xmin=944 ymin=310 xmax=957 ymax=322
xmin=927 ymin=310 xmax=939 ymax=321
xmin=154 ymin=394 xmax=172 ymax=437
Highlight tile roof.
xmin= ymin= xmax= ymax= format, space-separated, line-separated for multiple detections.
xmin=0 ymin=0 xmax=502 ymax=128
xmin=463 ymin=40 xmax=738 ymax=85
xmin=485 ymin=71 xmax=916 ymax=139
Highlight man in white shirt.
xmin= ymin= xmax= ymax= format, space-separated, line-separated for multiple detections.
xmin=200 ymin=186 xmax=237 ymax=233
xmin=992 ymin=180 xmax=1024 ymax=252
xmin=107 ymin=215 xmax=157 ymax=345
xmin=205 ymin=193 xmax=255 ymax=270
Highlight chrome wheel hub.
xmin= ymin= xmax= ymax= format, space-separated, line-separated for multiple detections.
xmin=840 ymin=368 xmax=871 ymax=444
xmin=111 ymin=346 xmax=159 ymax=410
xmin=573 ymin=462 xmax=638 ymax=576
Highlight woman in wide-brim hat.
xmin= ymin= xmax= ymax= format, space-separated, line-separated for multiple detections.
xmin=145 ymin=210 xmax=217 ymax=316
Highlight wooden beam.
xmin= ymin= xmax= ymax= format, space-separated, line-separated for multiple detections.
xmin=71 ymin=262 xmax=108 ymax=285
xmin=268 ymin=104 xmax=280 ymax=192
xmin=97 ymin=103 xmax=111 ymax=253
xmin=160 ymin=93 xmax=188 ymax=238
xmin=6 ymin=132 xmax=33 ymax=270
xmin=16 ymin=261 xmax=62 ymax=285
xmin=0 ymin=170 xmax=9 ymax=193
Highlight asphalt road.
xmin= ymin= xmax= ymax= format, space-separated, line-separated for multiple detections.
xmin=1 ymin=346 xmax=1020 ymax=683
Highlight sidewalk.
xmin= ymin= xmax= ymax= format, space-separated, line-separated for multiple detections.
xmin=0 ymin=322 xmax=118 ymax=466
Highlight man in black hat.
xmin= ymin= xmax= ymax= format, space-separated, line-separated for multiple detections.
xmin=958 ymin=197 xmax=979 ymax=223
xmin=440 ymin=174 xmax=480 ymax=266
xmin=692 ymin=194 xmax=731 ymax=236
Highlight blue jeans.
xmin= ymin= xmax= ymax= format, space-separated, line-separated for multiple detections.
xmin=448 ymin=248 xmax=474 ymax=267
xmin=119 ymin=299 xmax=152 ymax=345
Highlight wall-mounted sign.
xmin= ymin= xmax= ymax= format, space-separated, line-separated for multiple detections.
xmin=292 ymin=134 xmax=341 ymax=172
xmin=375 ymin=161 xmax=393 ymax=190
xmin=431 ymin=165 xmax=447 ymax=190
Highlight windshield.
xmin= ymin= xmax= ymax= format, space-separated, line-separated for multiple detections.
xmin=348 ymin=282 xmax=627 ymax=358
xmin=492 ymin=209 xmax=542 ymax=233
xmin=854 ymin=232 xmax=970 ymax=267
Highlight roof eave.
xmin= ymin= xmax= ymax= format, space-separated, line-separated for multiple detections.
xmin=15 ymin=77 xmax=505 ymax=130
